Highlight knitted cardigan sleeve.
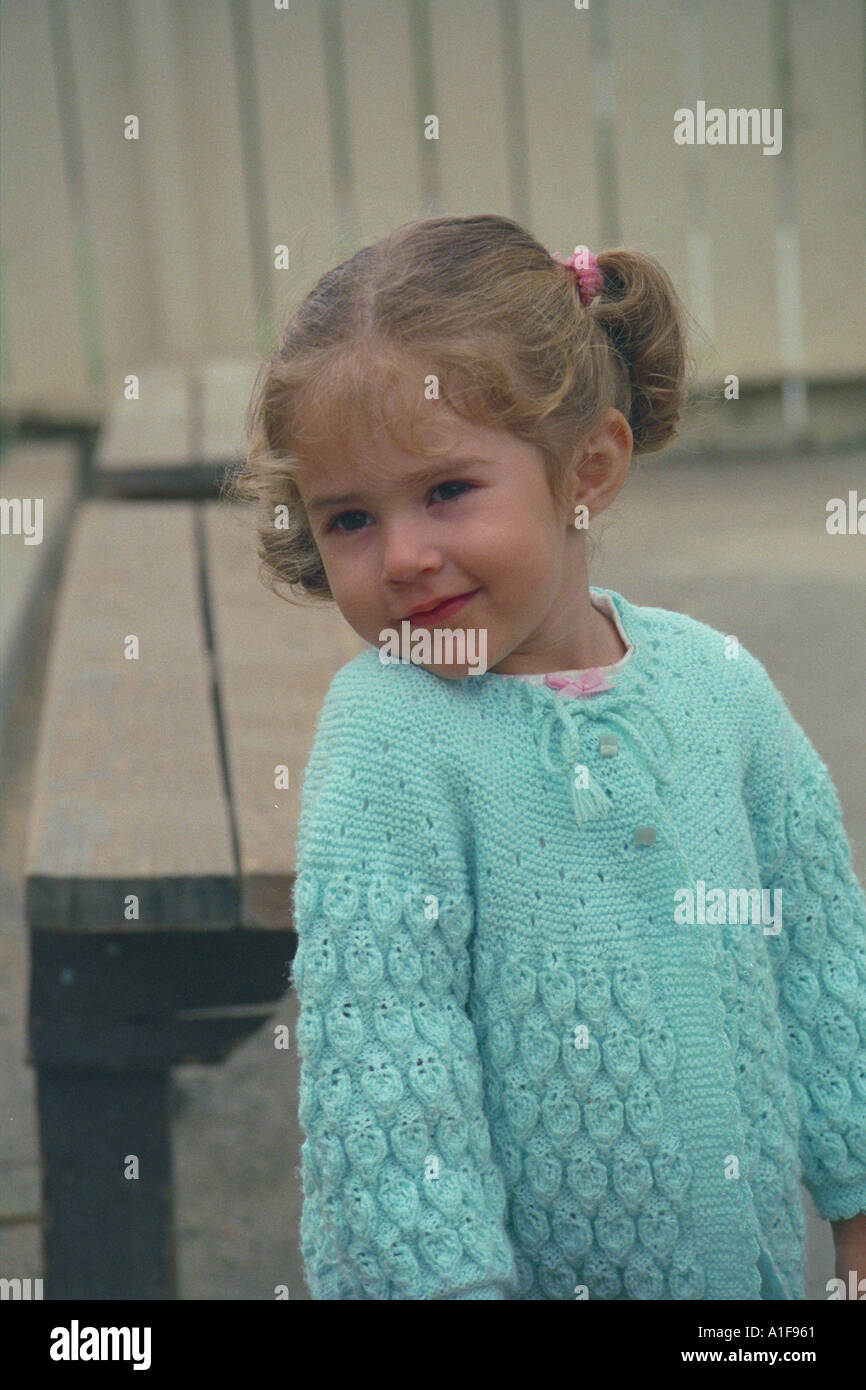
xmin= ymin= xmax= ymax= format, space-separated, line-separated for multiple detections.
xmin=741 ymin=651 xmax=866 ymax=1222
xmin=291 ymin=659 xmax=518 ymax=1299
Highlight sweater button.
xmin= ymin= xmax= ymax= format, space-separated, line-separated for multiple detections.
xmin=634 ymin=825 xmax=656 ymax=846
xmin=599 ymin=734 xmax=619 ymax=757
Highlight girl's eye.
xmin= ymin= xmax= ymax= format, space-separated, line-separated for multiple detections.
xmin=327 ymin=509 xmax=369 ymax=534
xmin=325 ymin=480 xmax=473 ymax=534
xmin=430 ymin=480 xmax=473 ymax=504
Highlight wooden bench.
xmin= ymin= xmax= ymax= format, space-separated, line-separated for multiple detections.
xmin=0 ymin=441 xmax=80 ymax=739
xmin=92 ymin=357 xmax=259 ymax=498
xmin=24 ymin=497 xmax=364 ymax=1298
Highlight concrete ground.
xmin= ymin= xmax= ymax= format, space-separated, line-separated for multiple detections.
xmin=1 ymin=448 xmax=863 ymax=1299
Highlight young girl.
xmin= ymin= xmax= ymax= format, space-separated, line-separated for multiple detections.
xmin=232 ymin=214 xmax=866 ymax=1300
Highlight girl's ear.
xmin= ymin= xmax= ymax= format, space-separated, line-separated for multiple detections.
xmin=570 ymin=410 xmax=633 ymax=520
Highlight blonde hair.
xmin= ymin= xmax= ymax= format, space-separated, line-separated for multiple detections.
xmin=224 ymin=213 xmax=692 ymax=603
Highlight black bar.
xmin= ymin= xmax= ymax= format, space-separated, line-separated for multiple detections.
xmin=27 ymin=929 xmax=296 ymax=1297
xmin=29 ymin=929 xmax=295 ymax=1029
xmin=36 ymin=1068 xmax=175 ymax=1300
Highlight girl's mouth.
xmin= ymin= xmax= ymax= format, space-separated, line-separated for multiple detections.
xmin=405 ymin=588 xmax=480 ymax=626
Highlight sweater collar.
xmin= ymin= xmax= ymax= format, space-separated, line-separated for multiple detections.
xmin=487 ymin=589 xmax=634 ymax=695
xmin=456 ymin=591 xmax=678 ymax=829
xmin=462 ymin=588 xmax=647 ymax=706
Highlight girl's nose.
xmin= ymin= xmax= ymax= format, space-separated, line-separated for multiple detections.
xmin=380 ymin=521 xmax=444 ymax=583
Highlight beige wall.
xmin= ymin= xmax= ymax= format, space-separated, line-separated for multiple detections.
xmin=0 ymin=0 xmax=863 ymax=417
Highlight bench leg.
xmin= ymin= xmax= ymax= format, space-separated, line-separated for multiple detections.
xmin=36 ymin=1067 xmax=175 ymax=1300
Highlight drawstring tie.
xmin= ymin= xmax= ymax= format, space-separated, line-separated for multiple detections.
xmin=538 ymin=691 xmax=676 ymax=827
xmin=535 ymin=685 xmax=703 ymax=947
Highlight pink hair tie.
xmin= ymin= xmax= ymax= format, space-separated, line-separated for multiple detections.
xmin=549 ymin=245 xmax=604 ymax=306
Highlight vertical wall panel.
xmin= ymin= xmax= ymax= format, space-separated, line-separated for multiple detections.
xmin=790 ymin=0 xmax=866 ymax=377
xmin=518 ymin=1 xmax=602 ymax=253
xmin=0 ymin=0 xmax=863 ymax=414
xmin=427 ymin=0 xmax=511 ymax=218
xmin=124 ymin=0 xmax=203 ymax=363
xmin=0 ymin=0 xmax=88 ymax=411
xmin=342 ymin=1 xmax=422 ymax=243
xmin=66 ymin=0 xmax=157 ymax=378
xmin=699 ymin=0 xmax=783 ymax=381
xmin=610 ymin=0 xmax=696 ymax=365
xmin=180 ymin=2 xmax=259 ymax=353
xmin=249 ymin=0 xmax=340 ymax=331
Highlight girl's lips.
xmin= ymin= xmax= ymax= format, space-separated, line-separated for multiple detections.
xmin=405 ymin=588 xmax=480 ymax=626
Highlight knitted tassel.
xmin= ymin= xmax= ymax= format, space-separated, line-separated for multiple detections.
xmin=569 ymin=771 xmax=612 ymax=825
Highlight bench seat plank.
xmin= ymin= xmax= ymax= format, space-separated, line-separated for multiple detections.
xmin=94 ymin=363 xmax=189 ymax=468
xmin=203 ymin=502 xmax=364 ymax=927
xmin=25 ymin=500 xmax=237 ymax=929
xmin=199 ymin=356 xmax=260 ymax=468
xmin=93 ymin=364 xmax=214 ymax=497
xmin=0 ymin=441 xmax=80 ymax=723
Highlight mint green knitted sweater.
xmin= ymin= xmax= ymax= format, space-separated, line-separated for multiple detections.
xmin=292 ymin=588 xmax=866 ymax=1300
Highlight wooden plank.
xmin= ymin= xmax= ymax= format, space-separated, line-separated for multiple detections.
xmin=203 ymin=502 xmax=365 ymax=928
xmin=0 ymin=442 xmax=80 ymax=721
xmin=24 ymin=501 xmax=237 ymax=929
xmin=92 ymin=363 xmax=212 ymax=497
xmin=199 ymin=356 xmax=260 ymax=469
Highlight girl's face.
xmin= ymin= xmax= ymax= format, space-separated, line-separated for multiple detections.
xmin=297 ymin=408 xmax=591 ymax=680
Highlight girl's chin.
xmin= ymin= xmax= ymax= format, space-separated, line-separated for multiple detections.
xmin=425 ymin=663 xmax=480 ymax=680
